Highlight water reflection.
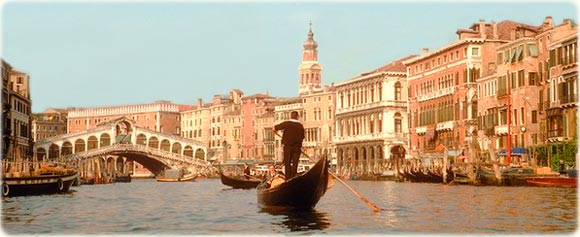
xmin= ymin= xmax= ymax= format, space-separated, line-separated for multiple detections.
xmin=260 ymin=207 xmax=331 ymax=231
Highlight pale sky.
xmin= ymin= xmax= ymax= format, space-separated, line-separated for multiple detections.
xmin=1 ymin=1 xmax=578 ymax=112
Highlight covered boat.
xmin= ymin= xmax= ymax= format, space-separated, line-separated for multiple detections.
xmin=257 ymin=156 xmax=329 ymax=210
xmin=2 ymin=163 xmax=78 ymax=197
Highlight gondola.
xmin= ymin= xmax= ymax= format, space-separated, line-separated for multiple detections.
xmin=257 ymin=156 xmax=328 ymax=210
xmin=219 ymin=172 xmax=262 ymax=189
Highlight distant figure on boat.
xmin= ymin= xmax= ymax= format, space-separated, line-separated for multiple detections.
xmin=273 ymin=110 xmax=305 ymax=179
xmin=243 ymin=163 xmax=251 ymax=179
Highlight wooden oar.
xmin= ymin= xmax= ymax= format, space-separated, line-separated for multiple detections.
xmin=274 ymin=132 xmax=381 ymax=212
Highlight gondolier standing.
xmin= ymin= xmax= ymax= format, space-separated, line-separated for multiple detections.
xmin=273 ymin=111 xmax=305 ymax=179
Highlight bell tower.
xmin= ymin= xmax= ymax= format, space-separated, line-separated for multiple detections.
xmin=299 ymin=22 xmax=322 ymax=95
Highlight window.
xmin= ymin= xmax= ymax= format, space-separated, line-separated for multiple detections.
xmin=394 ymin=113 xmax=402 ymax=133
xmin=528 ymin=44 xmax=538 ymax=57
xmin=471 ymin=47 xmax=480 ymax=56
xmin=529 ymin=72 xmax=538 ymax=86
xmin=394 ymin=82 xmax=402 ymax=101
xmin=531 ymin=110 xmax=537 ymax=123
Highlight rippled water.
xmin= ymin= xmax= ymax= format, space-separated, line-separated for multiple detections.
xmin=2 ymin=179 xmax=577 ymax=235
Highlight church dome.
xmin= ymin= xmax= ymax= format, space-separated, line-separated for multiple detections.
xmin=303 ymin=29 xmax=318 ymax=50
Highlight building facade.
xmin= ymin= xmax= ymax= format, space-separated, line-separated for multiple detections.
xmin=67 ymin=101 xmax=192 ymax=135
xmin=7 ymin=69 xmax=33 ymax=161
xmin=334 ymin=56 xmax=413 ymax=176
xmin=406 ymin=19 xmax=519 ymax=163
xmin=32 ymin=108 xmax=69 ymax=142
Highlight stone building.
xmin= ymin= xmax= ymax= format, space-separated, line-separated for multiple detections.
xmin=334 ymin=55 xmax=414 ymax=176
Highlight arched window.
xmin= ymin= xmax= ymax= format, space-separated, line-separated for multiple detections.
xmin=394 ymin=82 xmax=402 ymax=101
xmin=394 ymin=113 xmax=402 ymax=133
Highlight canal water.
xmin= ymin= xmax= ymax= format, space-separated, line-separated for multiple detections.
xmin=1 ymin=178 xmax=577 ymax=235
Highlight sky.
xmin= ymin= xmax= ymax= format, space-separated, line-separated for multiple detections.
xmin=1 ymin=1 xmax=578 ymax=113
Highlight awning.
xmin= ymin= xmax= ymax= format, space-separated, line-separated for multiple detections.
xmin=498 ymin=148 xmax=527 ymax=156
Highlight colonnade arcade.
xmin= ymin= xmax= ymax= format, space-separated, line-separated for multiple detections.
xmin=336 ymin=143 xmax=407 ymax=176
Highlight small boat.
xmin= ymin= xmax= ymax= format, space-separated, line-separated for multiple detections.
xmin=257 ymin=156 xmax=329 ymax=210
xmin=219 ymin=172 xmax=262 ymax=189
xmin=2 ymin=163 xmax=78 ymax=197
xmin=526 ymin=170 xmax=578 ymax=188
xmin=526 ymin=176 xmax=577 ymax=188
xmin=156 ymin=168 xmax=197 ymax=182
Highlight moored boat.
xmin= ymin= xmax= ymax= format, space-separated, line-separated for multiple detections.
xmin=256 ymin=156 xmax=329 ymax=210
xmin=2 ymin=163 xmax=78 ymax=197
xmin=156 ymin=168 xmax=197 ymax=182
xmin=525 ymin=176 xmax=577 ymax=188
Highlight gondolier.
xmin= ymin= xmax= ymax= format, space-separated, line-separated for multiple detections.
xmin=273 ymin=111 xmax=305 ymax=179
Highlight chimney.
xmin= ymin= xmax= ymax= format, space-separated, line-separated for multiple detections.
xmin=479 ymin=19 xmax=486 ymax=39
xmin=422 ymin=48 xmax=429 ymax=55
xmin=197 ymin=98 xmax=203 ymax=107
xmin=492 ymin=21 xmax=498 ymax=39
xmin=544 ymin=16 xmax=553 ymax=27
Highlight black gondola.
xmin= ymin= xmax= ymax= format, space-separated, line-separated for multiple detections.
xmin=2 ymin=168 xmax=78 ymax=197
xmin=219 ymin=171 xmax=262 ymax=189
xmin=257 ymin=156 xmax=329 ymax=210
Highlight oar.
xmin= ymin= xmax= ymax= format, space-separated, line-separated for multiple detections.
xmin=273 ymin=132 xmax=381 ymax=212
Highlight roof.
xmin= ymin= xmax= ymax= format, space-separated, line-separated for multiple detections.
xmin=361 ymin=54 xmax=418 ymax=76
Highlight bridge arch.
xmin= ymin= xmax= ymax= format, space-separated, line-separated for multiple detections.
xmin=160 ymin=139 xmax=170 ymax=151
xmin=62 ymin=141 xmax=73 ymax=156
xmin=136 ymin=134 xmax=147 ymax=146
xmin=88 ymin=136 xmax=98 ymax=150
xmin=75 ymin=139 xmax=86 ymax=153
xmin=49 ymin=144 xmax=59 ymax=159
xmin=37 ymin=147 xmax=47 ymax=160
xmin=172 ymin=142 xmax=182 ymax=154
xmin=195 ymin=148 xmax=205 ymax=160
xmin=148 ymin=137 xmax=159 ymax=149
xmin=100 ymin=133 xmax=111 ymax=147
xmin=184 ymin=145 xmax=193 ymax=157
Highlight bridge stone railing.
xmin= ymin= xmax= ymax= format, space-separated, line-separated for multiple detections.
xmin=60 ymin=144 xmax=211 ymax=168
xmin=134 ymin=128 xmax=205 ymax=147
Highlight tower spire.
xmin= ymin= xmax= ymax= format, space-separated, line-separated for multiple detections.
xmin=299 ymin=22 xmax=322 ymax=95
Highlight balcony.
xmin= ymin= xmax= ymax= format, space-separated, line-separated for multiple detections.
xmin=333 ymin=132 xmax=408 ymax=144
xmin=417 ymin=87 xmax=454 ymax=102
xmin=436 ymin=121 xmax=454 ymax=131
xmin=495 ymin=125 xmax=508 ymax=135
xmin=560 ymin=94 xmax=578 ymax=108
xmin=336 ymin=101 xmax=407 ymax=115
xmin=547 ymin=128 xmax=564 ymax=138
xmin=303 ymin=141 xmax=318 ymax=147
xmin=416 ymin=126 xmax=427 ymax=134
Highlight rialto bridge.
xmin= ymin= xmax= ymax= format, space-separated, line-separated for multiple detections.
xmin=34 ymin=117 xmax=211 ymax=180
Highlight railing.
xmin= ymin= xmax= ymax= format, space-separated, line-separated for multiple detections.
xmin=416 ymin=126 xmax=427 ymax=134
xmin=134 ymin=128 xmax=205 ymax=147
xmin=61 ymin=144 xmax=211 ymax=168
xmin=336 ymin=101 xmax=407 ymax=115
xmin=436 ymin=121 xmax=454 ymax=131
xmin=495 ymin=125 xmax=508 ymax=135
xmin=333 ymin=132 xmax=408 ymax=143
xmin=547 ymin=128 xmax=564 ymax=139
xmin=37 ymin=126 xmax=111 ymax=145
xmin=417 ymin=87 xmax=454 ymax=102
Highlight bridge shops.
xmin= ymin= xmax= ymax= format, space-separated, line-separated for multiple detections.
xmin=34 ymin=117 xmax=213 ymax=183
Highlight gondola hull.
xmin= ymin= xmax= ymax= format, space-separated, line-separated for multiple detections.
xmin=257 ymin=156 xmax=328 ymax=210
xmin=220 ymin=173 xmax=262 ymax=189
xmin=2 ymin=171 xmax=78 ymax=197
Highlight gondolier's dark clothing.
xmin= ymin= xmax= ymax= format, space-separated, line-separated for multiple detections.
xmin=274 ymin=119 xmax=304 ymax=179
